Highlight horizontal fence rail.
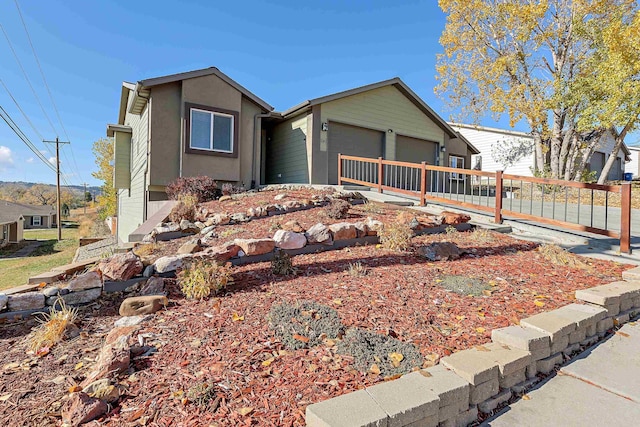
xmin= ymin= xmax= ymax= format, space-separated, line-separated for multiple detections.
xmin=338 ymin=153 xmax=632 ymax=253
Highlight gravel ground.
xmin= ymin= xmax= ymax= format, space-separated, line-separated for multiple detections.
xmin=74 ymin=235 xmax=118 ymax=262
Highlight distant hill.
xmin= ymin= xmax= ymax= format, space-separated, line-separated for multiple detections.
xmin=0 ymin=181 xmax=101 ymax=193
xmin=0 ymin=181 xmax=102 ymax=205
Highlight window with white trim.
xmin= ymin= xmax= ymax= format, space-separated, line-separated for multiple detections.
xmin=32 ymin=216 xmax=41 ymax=226
xmin=449 ymin=155 xmax=465 ymax=180
xmin=189 ymin=108 xmax=234 ymax=153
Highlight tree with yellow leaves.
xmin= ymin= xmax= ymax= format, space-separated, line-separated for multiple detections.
xmin=436 ymin=0 xmax=640 ymax=182
xmin=91 ymin=137 xmax=116 ymax=219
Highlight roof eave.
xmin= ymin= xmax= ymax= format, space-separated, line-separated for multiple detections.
xmin=107 ymin=124 xmax=133 ymax=137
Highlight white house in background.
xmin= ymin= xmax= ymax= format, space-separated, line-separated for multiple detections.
xmin=626 ymin=146 xmax=640 ymax=178
xmin=450 ymin=123 xmax=631 ymax=181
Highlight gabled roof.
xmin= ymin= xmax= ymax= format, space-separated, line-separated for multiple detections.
xmin=117 ymin=67 xmax=273 ymax=122
xmin=0 ymin=200 xmax=54 ymax=222
xmin=0 ymin=211 xmax=23 ymax=226
xmin=281 ymin=78 xmax=479 ymax=154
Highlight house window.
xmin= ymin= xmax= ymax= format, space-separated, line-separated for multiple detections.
xmin=189 ymin=108 xmax=234 ymax=153
xmin=32 ymin=216 xmax=41 ymax=226
xmin=449 ymin=155 xmax=465 ymax=180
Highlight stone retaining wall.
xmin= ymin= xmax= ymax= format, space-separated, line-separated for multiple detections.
xmin=305 ymin=267 xmax=640 ymax=427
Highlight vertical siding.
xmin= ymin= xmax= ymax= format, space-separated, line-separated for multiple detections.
xmin=627 ymin=148 xmax=640 ymax=177
xmin=451 ymin=125 xmax=535 ymax=176
xmin=113 ymin=131 xmax=131 ymax=189
xmin=267 ymin=113 xmax=310 ymax=184
xmin=118 ymin=96 xmax=149 ymax=243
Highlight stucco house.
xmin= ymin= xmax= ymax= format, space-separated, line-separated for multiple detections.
xmin=108 ymin=67 xmax=478 ymax=243
xmin=450 ymin=123 xmax=630 ymax=181
xmin=0 ymin=200 xmax=56 ymax=231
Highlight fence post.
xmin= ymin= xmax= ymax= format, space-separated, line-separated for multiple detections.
xmin=494 ymin=170 xmax=503 ymax=224
xmin=620 ymin=182 xmax=632 ymax=254
xmin=337 ymin=153 xmax=342 ymax=186
xmin=378 ymin=157 xmax=383 ymax=193
xmin=420 ymin=162 xmax=427 ymax=206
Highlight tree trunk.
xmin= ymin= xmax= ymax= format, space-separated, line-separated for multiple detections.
xmin=598 ymin=135 xmax=625 ymax=184
xmin=550 ymin=110 xmax=564 ymax=178
xmin=532 ymin=133 xmax=545 ymax=175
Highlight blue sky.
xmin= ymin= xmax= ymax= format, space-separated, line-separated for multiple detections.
xmin=0 ymin=1 xmax=636 ymax=186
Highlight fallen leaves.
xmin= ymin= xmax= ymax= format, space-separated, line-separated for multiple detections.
xmin=388 ymin=352 xmax=404 ymax=368
xmin=231 ymin=313 xmax=244 ymax=322
xmin=237 ymin=407 xmax=254 ymax=416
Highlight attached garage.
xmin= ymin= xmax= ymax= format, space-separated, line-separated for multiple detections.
xmin=395 ymin=135 xmax=438 ymax=165
xmin=327 ymin=122 xmax=384 ymax=185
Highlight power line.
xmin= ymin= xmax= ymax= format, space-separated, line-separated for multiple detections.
xmin=0 ymin=78 xmax=43 ymax=140
xmin=0 ymin=22 xmax=58 ymax=142
xmin=14 ymin=0 xmax=85 ymax=184
xmin=0 ymin=105 xmax=56 ymax=172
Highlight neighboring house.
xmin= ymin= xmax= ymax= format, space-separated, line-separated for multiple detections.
xmin=450 ymin=123 xmax=630 ymax=180
xmin=626 ymin=146 xmax=640 ymax=178
xmin=0 ymin=200 xmax=56 ymax=230
xmin=107 ymin=67 xmax=478 ymax=243
xmin=0 ymin=212 xmax=24 ymax=247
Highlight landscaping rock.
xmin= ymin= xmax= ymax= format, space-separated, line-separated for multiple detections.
xmin=81 ymin=335 xmax=130 ymax=387
xmin=153 ymin=254 xmax=190 ymax=273
xmin=47 ymin=288 xmax=102 ymax=307
xmin=248 ymin=206 xmax=268 ymax=218
xmin=283 ymin=220 xmax=305 ymax=233
xmin=218 ymin=195 xmax=232 ymax=202
xmin=99 ymin=252 xmax=143 ymax=281
xmin=66 ymin=271 xmax=103 ymax=291
xmin=417 ymin=242 xmax=462 ymax=261
xmin=114 ymin=315 xmax=151 ymax=328
xmin=353 ymin=222 xmax=369 ymax=238
xmin=142 ymin=265 xmax=154 ymax=278
xmin=177 ymin=242 xmax=202 ymax=255
xmin=139 ymin=277 xmax=165 ymax=296
xmin=7 ymin=292 xmax=45 ymax=311
xmin=61 ymin=392 xmax=108 ymax=427
xmin=42 ymin=287 xmax=61 ymax=297
xmin=305 ymin=223 xmax=333 ymax=245
xmin=0 ymin=294 xmax=7 ymax=311
xmin=282 ymin=200 xmax=301 ymax=210
xmin=234 ymin=238 xmax=275 ymax=256
xmin=230 ymin=213 xmax=250 ymax=223
xmin=440 ymin=211 xmax=471 ymax=225
xmin=274 ymin=193 xmax=287 ymax=200
xmin=200 ymin=225 xmax=216 ymax=235
xmin=179 ymin=220 xmax=200 ymax=234
xmin=328 ymin=222 xmax=357 ymax=240
xmin=194 ymin=221 xmax=205 ymax=230
xmin=273 ymin=230 xmax=307 ymax=250
xmin=201 ymin=242 xmax=241 ymax=261
xmin=365 ymin=218 xmax=383 ymax=236
xmin=119 ymin=295 xmax=168 ymax=317
xmin=211 ymin=213 xmax=230 ymax=225
xmin=82 ymin=378 xmax=120 ymax=403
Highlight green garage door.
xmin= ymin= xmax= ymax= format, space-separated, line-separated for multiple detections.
xmin=328 ymin=122 xmax=384 ymax=185
xmin=395 ymin=135 xmax=438 ymax=164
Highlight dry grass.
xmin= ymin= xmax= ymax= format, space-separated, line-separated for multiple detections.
xmin=537 ymin=244 xmax=590 ymax=269
xmin=468 ymin=227 xmax=496 ymax=244
xmin=346 ymin=261 xmax=369 ymax=277
xmin=379 ymin=220 xmax=413 ymax=252
xmin=134 ymin=243 xmax=162 ymax=257
xmin=27 ymin=299 xmax=78 ymax=353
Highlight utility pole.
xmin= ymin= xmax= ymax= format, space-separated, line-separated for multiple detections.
xmin=43 ymin=137 xmax=70 ymax=241
xmin=82 ymin=182 xmax=88 ymax=215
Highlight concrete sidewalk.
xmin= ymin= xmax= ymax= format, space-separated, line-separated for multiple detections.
xmin=482 ymin=321 xmax=640 ymax=426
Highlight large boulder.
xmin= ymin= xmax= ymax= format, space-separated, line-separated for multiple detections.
xmin=81 ymin=334 xmax=130 ymax=387
xmin=0 ymin=294 xmax=8 ymax=311
xmin=416 ymin=242 xmax=463 ymax=261
xmin=365 ymin=218 xmax=384 ymax=236
xmin=66 ymin=271 xmax=102 ymax=291
xmin=179 ymin=220 xmax=200 ymax=234
xmin=61 ymin=392 xmax=108 ymax=427
xmin=153 ymin=254 xmax=191 ymax=273
xmin=328 ymin=222 xmax=357 ymax=241
xmin=99 ymin=252 xmax=143 ymax=281
xmin=305 ymin=223 xmax=333 ymax=245
xmin=353 ymin=222 xmax=369 ymax=238
xmin=177 ymin=241 xmax=202 ymax=255
xmin=119 ymin=295 xmax=168 ymax=317
xmin=273 ymin=230 xmax=307 ymax=250
xmin=234 ymin=238 xmax=275 ymax=256
xmin=7 ymin=292 xmax=45 ymax=311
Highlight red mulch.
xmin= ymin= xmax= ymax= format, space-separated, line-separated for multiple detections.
xmin=0 ymin=191 xmax=631 ymax=426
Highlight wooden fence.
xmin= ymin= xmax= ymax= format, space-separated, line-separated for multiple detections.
xmin=338 ymin=154 xmax=632 ymax=253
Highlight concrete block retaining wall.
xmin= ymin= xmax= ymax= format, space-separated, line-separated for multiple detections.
xmin=305 ymin=267 xmax=640 ymax=427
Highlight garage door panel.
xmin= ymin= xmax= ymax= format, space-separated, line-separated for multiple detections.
xmin=328 ymin=122 xmax=384 ymax=185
